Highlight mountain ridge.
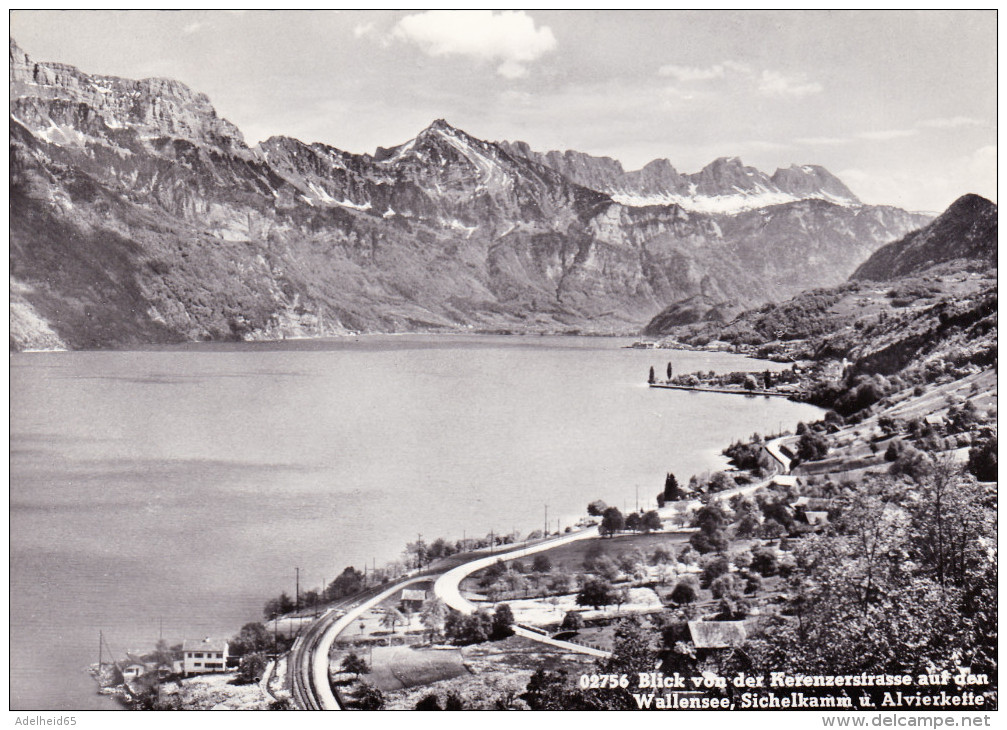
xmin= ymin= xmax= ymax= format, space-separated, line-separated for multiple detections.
xmin=498 ymin=141 xmax=860 ymax=214
xmin=852 ymin=193 xmax=998 ymax=281
xmin=8 ymin=38 xmax=930 ymax=351
xmin=644 ymin=195 xmax=997 ymax=377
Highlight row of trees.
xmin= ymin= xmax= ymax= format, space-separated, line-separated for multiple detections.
xmin=587 ymin=505 xmax=663 ymax=537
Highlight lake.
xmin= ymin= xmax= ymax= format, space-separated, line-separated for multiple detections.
xmin=9 ymin=334 xmax=824 ymax=709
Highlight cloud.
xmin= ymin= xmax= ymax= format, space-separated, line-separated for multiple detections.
xmin=392 ymin=10 xmax=556 ymax=78
xmin=856 ymin=129 xmax=919 ymax=141
xmin=658 ymin=60 xmax=751 ymax=82
xmin=659 ymin=64 xmax=726 ymax=82
xmin=839 ymin=145 xmax=996 ymax=211
xmin=353 ymin=22 xmax=375 ymax=39
xmin=917 ymin=116 xmax=985 ymax=129
xmin=796 ymin=136 xmax=849 ymax=146
xmin=758 ymin=70 xmax=823 ymax=97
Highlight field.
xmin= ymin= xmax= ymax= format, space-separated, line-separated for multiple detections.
xmin=382 ymin=635 xmax=597 ymax=710
xmin=462 ymin=530 xmax=692 ymax=592
xmin=352 ymin=645 xmax=469 ymax=693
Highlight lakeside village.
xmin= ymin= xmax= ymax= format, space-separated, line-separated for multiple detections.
xmin=93 ymin=356 xmax=997 ymax=711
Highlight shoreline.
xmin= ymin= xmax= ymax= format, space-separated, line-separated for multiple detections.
xmin=12 ymin=328 xmax=641 ymax=356
xmin=648 ymin=383 xmax=799 ymax=399
xmin=67 ymin=344 xmax=817 ymax=709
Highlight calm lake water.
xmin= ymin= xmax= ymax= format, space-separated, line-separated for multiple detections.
xmin=10 ymin=335 xmax=824 ymax=709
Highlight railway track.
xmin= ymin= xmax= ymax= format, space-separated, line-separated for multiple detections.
xmin=288 ymin=577 xmax=430 ymax=710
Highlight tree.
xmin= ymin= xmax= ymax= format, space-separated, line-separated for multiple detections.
xmin=444 ymin=610 xmax=493 ymax=645
xmin=263 ymin=592 xmax=295 ymax=620
xmin=667 ymin=362 xmax=673 ymax=380
xmin=586 ymin=499 xmax=607 ymax=517
xmin=427 ymin=537 xmax=456 ymax=561
xmin=709 ymin=471 xmax=735 ymax=492
xmin=662 ymin=472 xmax=681 ymax=501
xmin=613 ymin=587 xmax=631 ymax=613
xmin=152 ymin=638 xmax=176 ymax=667
xmin=532 ymin=554 xmax=552 ymax=573
xmin=650 ymin=546 xmax=674 ymax=565
xmin=592 ymin=554 xmax=621 ymax=582
xmin=577 ymin=577 xmax=616 ymax=610
xmin=491 ymin=604 xmax=515 ymax=640
xmin=797 ymin=431 xmax=829 ymax=461
xmin=231 ymin=622 xmax=271 ymax=656
xmin=380 ymin=607 xmax=406 ymax=633
xmin=750 ymin=545 xmax=779 ymax=577
xmin=700 ymin=556 xmax=730 ymax=588
xmin=670 ymin=577 xmax=698 ymax=604
xmin=648 ymin=366 xmax=656 ymax=384
xmin=416 ymin=694 xmax=442 ymax=710
xmin=710 ymin=573 xmax=739 ymax=599
xmin=677 ymin=545 xmax=698 ymax=565
xmin=341 ymin=652 xmax=369 ymax=677
xmin=743 ymin=571 xmax=763 ymax=594
xmin=420 ymin=597 xmax=448 ymax=641
xmin=235 ymin=652 xmax=267 ymax=684
xmin=325 ymin=566 xmax=364 ymax=601
xmin=690 ymin=502 xmax=730 ymax=554
xmin=605 ymin=615 xmax=657 ymax=676
xmin=967 ymin=435 xmax=997 ymax=481
xmin=641 ymin=510 xmax=662 ymax=533
xmin=600 ymin=507 xmax=625 ymax=537
xmin=404 ymin=538 xmax=429 ymax=569
xmin=743 ymin=375 xmax=758 ymax=391
xmin=561 ymin=611 xmax=584 ymax=631
xmin=354 ymin=682 xmax=385 ymax=710
xmin=908 ymin=459 xmax=993 ymax=589
xmin=889 ymin=446 xmax=933 ymax=482
xmin=522 ymin=668 xmax=572 ymax=710
xmin=625 ymin=512 xmax=642 ymax=532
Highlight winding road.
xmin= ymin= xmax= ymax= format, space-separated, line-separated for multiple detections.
xmin=289 ymin=434 xmax=796 ymax=709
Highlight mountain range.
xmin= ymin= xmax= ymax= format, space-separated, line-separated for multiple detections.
xmin=9 ymin=38 xmax=931 ymax=350
xmin=654 ymin=193 xmax=997 ymax=379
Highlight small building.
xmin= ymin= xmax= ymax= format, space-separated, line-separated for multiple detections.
xmin=123 ymin=663 xmax=147 ymax=680
xmin=400 ymin=589 xmax=427 ymax=613
xmin=804 ymin=511 xmax=830 ymax=527
xmin=688 ymin=621 xmax=748 ymax=649
xmin=182 ymin=638 xmax=229 ymax=676
xmin=771 ymin=475 xmax=798 ymax=489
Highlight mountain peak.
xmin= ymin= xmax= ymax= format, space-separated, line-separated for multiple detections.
xmin=420 ymin=118 xmax=462 ymax=138
xmin=771 ymin=163 xmax=859 ymax=203
xmin=852 ymin=194 xmax=996 ymax=281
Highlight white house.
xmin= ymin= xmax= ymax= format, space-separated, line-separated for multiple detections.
xmin=122 ymin=663 xmax=147 ymax=680
xmin=182 ymin=638 xmax=229 ymax=676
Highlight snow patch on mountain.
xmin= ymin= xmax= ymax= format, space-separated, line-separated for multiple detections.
xmin=610 ymin=190 xmax=859 ymax=214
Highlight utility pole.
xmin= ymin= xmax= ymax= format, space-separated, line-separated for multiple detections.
xmin=635 ymin=485 xmax=639 ymax=512
xmin=98 ymin=630 xmax=103 ymax=668
xmin=295 ymin=567 xmax=300 ymax=613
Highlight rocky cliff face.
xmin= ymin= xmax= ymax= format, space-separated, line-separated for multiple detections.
xmin=498 ymin=142 xmax=862 ymax=214
xmin=9 ymin=38 xmax=930 ymax=350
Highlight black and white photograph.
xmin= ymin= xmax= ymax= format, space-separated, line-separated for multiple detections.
xmin=9 ymin=9 xmax=997 ymax=716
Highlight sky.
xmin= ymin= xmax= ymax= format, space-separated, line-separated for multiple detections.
xmin=9 ymin=9 xmax=998 ymax=212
